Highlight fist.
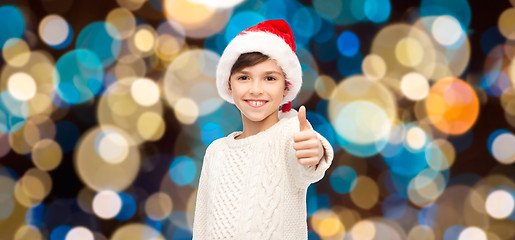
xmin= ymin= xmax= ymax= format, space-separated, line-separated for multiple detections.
xmin=293 ymin=106 xmax=324 ymax=167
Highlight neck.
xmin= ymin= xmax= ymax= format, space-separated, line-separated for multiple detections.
xmin=237 ymin=111 xmax=280 ymax=139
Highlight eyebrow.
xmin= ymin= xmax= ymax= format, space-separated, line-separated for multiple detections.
xmin=235 ymin=70 xmax=282 ymax=75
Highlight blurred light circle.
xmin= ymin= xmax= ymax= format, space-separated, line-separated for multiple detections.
xmin=32 ymin=139 xmax=63 ymax=171
xmin=405 ymin=126 xmax=427 ymax=150
xmin=8 ymin=72 xmax=37 ymax=101
xmin=131 ymin=78 xmax=160 ymax=107
xmin=188 ymin=0 xmax=244 ymax=9
xmin=362 ymin=54 xmax=386 ymax=81
xmin=2 ymin=38 xmax=30 ymax=67
xmin=444 ymin=225 xmax=466 ymax=240
xmin=432 ymin=15 xmax=464 ymax=46
xmin=21 ymin=168 xmax=52 ymax=201
xmin=330 ymin=166 xmax=357 ymax=194
xmin=54 ymin=49 xmax=103 ymax=105
xmin=382 ymin=194 xmax=407 ymax=220
xmin=481 ymin=70 xmax=511 ymax=97
xmin=76 ymin=22 xmax=121 ymax=67
xmin=310 ymin=209 xmax=345 ymax=239
xmin=488 ymin=130 xmax=515 ymax=164
xmin=164 ymin=49 xmax=222 ymax=117
xmin=95 ymin=129 xmax=129 ymax=164
xmin=93 ymin=190 xmax=122 ymax=219
xmin=14 ymin=225 xmax=43 ymax=240
xmin=395 ymin=37 xmax=423 ymax=67
xmin=350 ymin=220 xmax=376 ymax=240
xmin=407 ymin=169 xmax=445 ymax=206
xmin=97 ymin=77 xmax=164 ymax=144
xmin=50 ymin=225 xmax=72 ymax=240
xmin=485 ymin=189 xmax=515 ymax=219
xmin=130 ymin=25 xmax=157 ymax=56
xmin=144 ymin=192 xmax=173 ymax=220
xmin=38 ymin=14 xmax=72 ymax=48
xmin=116 ymin=0 xmax=146 ymax=10
xmin=425 ymin=139 xmax=455 ymax=171
xmin=334 ymin=100 xmax=391 ymax=145
xmin=105 ymin=8 xmax=136 ymax=40
xmin=313 ymin=0 xmax=342 ymax=20
xmin=0 ymin=195 xmax=14 ymax=220
xmin=431 ymin=15 xmax=465 ymax=46
xmin=337 ymin=31 xmax=360 ymax=57
xmin=420 ymin=0 xmax=471 ymax=28
xmin=401 ymin=72 xmax=429 ymax=101
xmin=407 ymin=225 xmax=435 ymax=240
xmin=314 ymin=75 xmax=336 ymax=99
xmin=169 ymin=156 xmax=196 ymax=186
xmin=137 ymin=111 xmax=165 ymax=141
xmin=164 ymin=0 xmax=232 ymax=39
xmin=364 ymin=0 xmax=391 ymax=23
xmin=200 ymin=121 xmax=223 ymax=146
xmin=498 ymin=8 xmax=515 ymax=40
xmin=76 ymin=126 xmax=140 ymax=191
xmin=458 ymin=227 xmax=487 ymax=240
xmin=224 ymin=11 xmax=265 ymax=43
xmin=115 ymin=192 xmax=137 ymax=221
xmin=0 ymin=5 xmax=25 ymax=48
xmin=425 ymin=77 xmax=479 ymax=135
xmin=174 ymin=97 xmax=199 ymax=125
xmin=110 ymin=224 xmax=165 ymax=240
xmin=65 ymin=226 xmax=94 ymax=240
xmin=350 ymin=176 xmax=379 ymax=209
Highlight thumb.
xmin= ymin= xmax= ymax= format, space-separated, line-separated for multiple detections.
xmin=298 ymin=106 xmax=311 ymax=131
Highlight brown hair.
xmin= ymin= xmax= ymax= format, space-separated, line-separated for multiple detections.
xmin=230 ymin=52 xmax=270 ymax=75
xmin=229 ymin=52 xmax=290 ymax=91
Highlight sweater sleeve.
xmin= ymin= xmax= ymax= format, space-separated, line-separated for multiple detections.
xmin=286 ymin=116 xmax=334 ymax=190
xmin=192 ymin=144 xmax=213 ymax=239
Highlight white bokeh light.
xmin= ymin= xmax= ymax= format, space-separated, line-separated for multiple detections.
xmin=432 ymin=15 xmax=464 ymax=46
xmin=491 ymin=133 xmax=515 ymax=164
xmin=400 ymin=72 xmax=429 ymax=101
xmin=65 ymin=226 xmax=94 ymax=240
xmin=97 ymin=130 xmax=129 ymax=164
xmin=92 ymin=190 xmax=122 ymax=219
xmin=8 ymin=72 xmax=37 ymax=101
xmin=458 ymin=227 xmax=487 ymax=240
xmin=406 ymin=126 xmax=427 ymax=150
xmin=485 ymin=189 xmax=515 ymax=219
xmin=131 ymin=78 xmax=160 ymax=107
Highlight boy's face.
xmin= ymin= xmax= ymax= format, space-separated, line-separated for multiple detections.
xmin=228 ymin=59 xmax=288 ymax=124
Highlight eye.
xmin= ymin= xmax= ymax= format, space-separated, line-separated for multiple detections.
xmin=238 ymin=76 xmax=248 ymax=80
xmin=266 ymin=76 xmax=276 ymax=81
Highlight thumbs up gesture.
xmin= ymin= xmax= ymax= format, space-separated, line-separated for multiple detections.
xmin=293 ymin=106 xmax=324 ymax=167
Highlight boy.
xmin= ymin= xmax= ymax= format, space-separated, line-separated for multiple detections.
xmin=193 ymin=20 xmax=334 ymax=239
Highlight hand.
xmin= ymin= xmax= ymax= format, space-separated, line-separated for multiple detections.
xmin=293 ymin=106 xmax=324 ymax=167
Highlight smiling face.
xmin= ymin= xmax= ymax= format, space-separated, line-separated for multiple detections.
xmin=228 ymin=58 xmax=288 ymax=130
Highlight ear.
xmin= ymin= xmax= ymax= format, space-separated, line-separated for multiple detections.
xmin=283 ymin=80 xmax=289 ymax=97
xmin=228 ymin=79 xmax=232 ymax=94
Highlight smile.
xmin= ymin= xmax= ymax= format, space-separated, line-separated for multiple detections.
xmin=245 ymin=100 xmax=268 ymax=108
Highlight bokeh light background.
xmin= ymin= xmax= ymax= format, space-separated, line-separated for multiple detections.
xmin=1 ymin=0 xmax=515 ymax=239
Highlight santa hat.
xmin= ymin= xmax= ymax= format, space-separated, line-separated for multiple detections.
xmin=216 ymin=19 xmax=302 ymax=113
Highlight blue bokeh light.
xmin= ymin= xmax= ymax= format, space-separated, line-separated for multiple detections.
xmin=330 ymin=166 xmax=357 ymax=194
xmin=364 ymin=0 xmax=391 ymax=23
xmin=0 ymin=92 xmax=28 ymax=134
xmin=54 ymin=49 xmax=104 ymax=105
xmin=337 ymin=31 xmax=360 ymax=57
xmin=420 ymin=0 xmax=471 ymax=28
xmin=0 ymin=5 xmax=25 ymax=49
xmin=76 ymin=22 xmax=121 ymax=67
xmin=224 ymin=11 xmax=265 ymax=44
xmin=481 ymin=71 xmax=511 ymax=97
xmin=382 ymin=194 xmax=408 ymax=220
xmin=169 ymin=156 xmax=197 ymax=186
xmin=115 ymin=192 xmax=137 ymax=221
xmin=50 ymin=225 xmax=72 ymax=240
xmin=201 ymin=122 xmax=224 ymax=146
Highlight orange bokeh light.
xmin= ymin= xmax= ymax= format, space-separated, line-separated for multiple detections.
xmin=425 ymin=77 xmax=479 ymax=135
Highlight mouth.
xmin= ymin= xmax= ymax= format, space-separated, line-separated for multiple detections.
xmin=244 ymin=100 xmax=268 ymax=108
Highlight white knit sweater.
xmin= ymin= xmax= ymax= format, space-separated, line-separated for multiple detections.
xmin=192 ymin=109 xmax=334 ymax=239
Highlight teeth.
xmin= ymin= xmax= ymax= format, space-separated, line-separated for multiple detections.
xmin=249 ymin=100 xmax=266 ymax=107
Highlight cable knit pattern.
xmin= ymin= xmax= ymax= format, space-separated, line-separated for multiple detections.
xmin=192 ymin=109 xmax=334 ymax=239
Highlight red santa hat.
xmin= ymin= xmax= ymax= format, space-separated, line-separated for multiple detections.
xmin=216 ymin=19 xmax=302 ymax=113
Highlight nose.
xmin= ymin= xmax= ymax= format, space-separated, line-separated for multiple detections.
xmin=249 ymin=79 xmax=263 ymax=95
